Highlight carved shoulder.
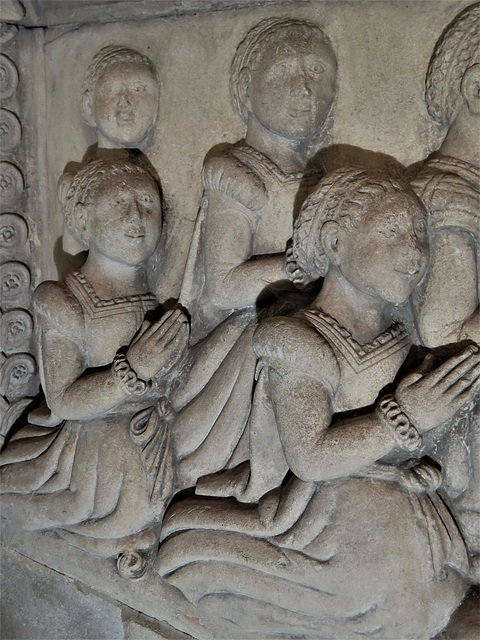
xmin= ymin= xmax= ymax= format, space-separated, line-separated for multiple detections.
xmin=253 ymin=316 xmax=340 ymax=394
xmin=33 ymin=280 xmax=84 ymax=342
xmin=202 ymin=152 xmax=268 ymax=212
xmin=412 ymin=168 xmax=479 ymax=237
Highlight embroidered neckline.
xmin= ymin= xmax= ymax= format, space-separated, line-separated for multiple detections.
xmin=67 ymin=271 xmax=156 ymax=308
xmin=300 ymin=308 xmax=410 ymax=371
xmin=234 ymin=142 xmax=320 ymax=185
xmin=65 ymin=271 xmax=157 ymax=319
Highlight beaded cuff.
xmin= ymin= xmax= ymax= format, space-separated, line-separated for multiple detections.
xmin=112 ymin=350 xmax=150 ymax=396
xmin=377 ymin=394 xmax=422 ymax=452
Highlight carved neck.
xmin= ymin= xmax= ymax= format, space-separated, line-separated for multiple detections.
xmin=311 ymin=268 xmax=390 ymax=344
xmin=439 ymin=106 xmax=480 ymax=168
xmin=96 ymin=132 xmax=147 ymax=151
xmin=245 ymin=114 xmax=309 ymax=174
xmin=81 ymin=251 xmax=149 ymax=299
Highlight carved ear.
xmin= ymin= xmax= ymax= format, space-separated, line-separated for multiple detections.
xmin=320 ymin=220 xmax=341 ymax=266
xmin=72 ymin=203 xmax=90 ymax=247
xmin=238 ymin=68 xmax=251 ymax=110
xmin=461 ymin=64 xmax=480 ymax=115
xmin=81 ymin=90 xmax=96 ymax=127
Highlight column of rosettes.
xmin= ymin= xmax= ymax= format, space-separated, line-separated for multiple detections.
xmin=0 ymin=22 xmax=39 ymax=443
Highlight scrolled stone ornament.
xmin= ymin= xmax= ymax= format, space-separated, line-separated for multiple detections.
xmin=0 ymin=353 xmax=36 ymax=402
xmin=0 ymin=261 xmax=30 ymax=303
xmin=0 ymin=54 xmax=19 ymax=100
xmin=0 ymin=109 xmax=22 ymax=151
xmin=0 ymin=162 xmax=24 ymax=206
xmin=0 ymin=24 xmax=19 ymax=46
xmin=0 ymin=308 xmax=33 ymax=354
xmin=116 ymin=550 xmax=147 ymax=580
xmin=0 ymin=213 xmax=28 ymax=253
xmin=376 ymin=394 xmax=422 ymax=452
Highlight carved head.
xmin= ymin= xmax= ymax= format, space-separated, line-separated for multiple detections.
xmin=425 ymin=3 xmax=480 ymax=125
xmin=82 ymin=46 xmax=159 ymax=149
xmin=64 ymin=159 xmax=162 ymax=266
xmin=291 ymin=169 xmax=428 ymax=304
xmin=230 ymin=18 xmax=337 ymax=141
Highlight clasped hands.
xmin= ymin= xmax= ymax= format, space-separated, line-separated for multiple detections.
xmin=126 ymin=309 xmax=190 ymax=383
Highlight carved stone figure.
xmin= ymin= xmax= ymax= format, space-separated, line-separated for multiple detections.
xmin=0 ymin=159 xmax=189 ymax=567
xmin=411 ymin=2 xmax=480 ymax=581
xmin=157 ymin=169 xmax=478 ymax=639
xmin=181 ymin=17 xmax=337 ymax=342
xmin=81 ymin=45 xmax=159 ymax=151
xmin=61 ymin=45 xmax=160 ymax=256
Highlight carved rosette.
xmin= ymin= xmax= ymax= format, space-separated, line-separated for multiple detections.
xmin=0 ymin=53 xmax=19 ymax=99
xmin=0 ymin=27 xmax=37 ymax=442
xmin=0 ymin=308 xmax=33 ymax=354
xmin=0 ymin=212 xmax=28 ymax=253
xmin=0 ymin=109 xmax=22 ymax=150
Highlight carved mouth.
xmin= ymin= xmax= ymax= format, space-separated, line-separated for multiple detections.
xmin=116 ymin=115 xmax=135 ymax=125
xmin=125 ymin=233 xmax=145 ymax=240
xmin=288 ymin=108 xmax=312 ymax=118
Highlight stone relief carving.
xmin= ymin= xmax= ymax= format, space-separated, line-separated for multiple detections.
xmin=0 ymin=159 xmax=189 ymax=572
xmin=0 ymin=3 xmax=479 ymax=639
xmin=0 ymin=52 xmax=18 ymax=99
xmin=0 ymin=160 xmax=23 ymax=205
xmin=158 ymin=168 xmax=478 ymax=639
xmin=81 ymin=45 xmax=159 ymax=152
xmin=0 ymin=108 xmax=21 ymax=150
xmin=0 ymin=22 xmax=39 ymax=457
xmin=60 ymin=45 xmax=160 ymax=256
xmin=181 ymin=17 xmax=337 ymax=342
xmin=0 ymin=308 xmax=33 ymax=353
xmin=0 ymin=212 xmax=28 ymax=253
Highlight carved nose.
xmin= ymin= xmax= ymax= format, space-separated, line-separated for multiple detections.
xmin=291 ymin=84 xmax=311 ymax=98
xmin=117 ymin=91 xmax=131 ymax=108
xmin=290 ymin=72 xmax=311 ymax=98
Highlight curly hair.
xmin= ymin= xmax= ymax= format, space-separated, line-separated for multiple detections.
xmin=425 ymin=3 xmax=480 ymax=125
xmin=230 ymin=17 xmax=336 ymax=124
xmin=63 ymin=159 xmax=159 ymax=249
xmin=81 ymin=45 xmax=158 ymax=121
xmin=290 ymin=169 xmax=408 ymax=285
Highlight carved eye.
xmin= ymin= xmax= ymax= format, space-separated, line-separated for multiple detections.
xmin=133 ymin=83 xmax=147 ymax=92
xmin=311 ymin=63 xmax=324 ymax=74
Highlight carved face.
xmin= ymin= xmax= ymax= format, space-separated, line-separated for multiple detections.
xmin=85 ymin=172 xmax=162 ymax=265
xmin=336 ymin=192 xmax=428 ymax=304
xmin=90 ymin=61 xmax=158 ymax=148
xmin=248 ymin=32 xmax=336 ymax=140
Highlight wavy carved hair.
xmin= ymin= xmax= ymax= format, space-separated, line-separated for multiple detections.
xmin=64 ymin=159 xmax=159 ymax=249
xmin=290 ymin=169 xmax=409 ymax=285
xmin=425 ymin=3 xmax=480 ymax=125
xmin=230 ymin=17 xmax=336 ymax=124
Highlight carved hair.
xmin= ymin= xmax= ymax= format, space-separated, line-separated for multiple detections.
xmin=290 ymin=169 xmax=408 ymax=285
xmin=425 ymin=3 xmax=480 ymax=125
xmin=230 ymin=17 xmax=336 ymax=124
xmin=64 ymin=159 xmax=159 ymax=249
xmin=81 ymin=45 xmax=158 ymax=121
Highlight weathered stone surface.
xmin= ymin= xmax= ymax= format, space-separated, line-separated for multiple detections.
xmin=0 ymin=1 xmax=478 ymax=638
xmin=0 ymin=547 xmax=125 ymax=639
